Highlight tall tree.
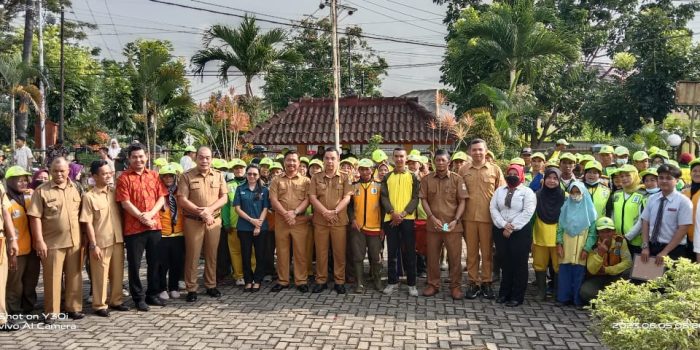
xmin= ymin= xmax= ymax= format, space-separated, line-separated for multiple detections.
xmin=0 ymin=53 xmax=42 ymax=149
xmin=191 ymin=15 xmax=300 ymax=97
xmin=262 ymin=19 xmax=387 ymax=112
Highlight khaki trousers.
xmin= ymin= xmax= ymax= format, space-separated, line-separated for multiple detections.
xmin=6 ymin=252 xmax=41 ymax=314
xmin=532 ymin=244 xmax=560 ymax=273
xmin=314 ymin=225 xmax=347 ymax=284
xmin=0 ymin=238 xmax=8 ymax=324
xmin=426 ymin=230 xmax=462 ymax=290
xmin=305 ymin=223 xmax=314 ymax=276
xmin=184 ymin=217 xmax=222 ymax=292
xmin=463 ymin=220 xmax=493 ymax=285
xmin=43 ymin=245 xmax=83 ymax=315
xmin=90 ymin=243 xmax=125 ymax=310
xmin=275 ymin=216 xmax=308 ymax=286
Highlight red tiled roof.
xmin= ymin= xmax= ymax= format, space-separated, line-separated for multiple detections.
xmin=244 ymin=96 xmax=440 ymax=145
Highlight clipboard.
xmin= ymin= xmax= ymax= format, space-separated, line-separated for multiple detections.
xmin=630 ymin=254 xmax=665 ymax=281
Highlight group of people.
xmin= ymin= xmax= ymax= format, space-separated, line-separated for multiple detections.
xmin=0 ymin=136 xmax=699 ymax=332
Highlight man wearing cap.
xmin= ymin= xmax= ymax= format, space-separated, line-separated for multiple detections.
xmin=451 ymin=151 xmax=468 ymax=173
xmin=459 ymin=139 xmax=505 ymax=299
xmin=407 ymin=154 xmax=422 ymax=176
xmin=180 ymin=146 xmax=196 ymax=172
xmin=640 ymin=164 xmax=692 ymax=265
xmin=259 ymin=158 xmax=273 ymax=185
xmin=559 ymin=153 xmax=577 ymax=191
xmin=348 ymin=158 xmax=384 ymax=293
xmin=420 ymin=150 xmax=468 ymax=300
xmin=598 ymin=145 xmax=616 ymax=176
xmin=28 ymin=157 xmax=84 ymax=323
xmin=269 ymin=151 xmax=311 ymax=292
xmin=579 ymin=217 xmax=632 ymax=304
xmin=583 ymin=161 xmax=611 ymax=218
xmin=520 ymin=148 xmax=533 ymax=183
xmin=177 ymin=147 xmax=229 ymax=302
xmin=529 ymin=152 xmax=547 ymax=192
xmin=614 ymin=146 xmax=630 ymax=167
xmin=549 ymin=139 xmax=568 ymax=161
xmin=632 ymin=151 xmax=649 ymax=173
xmin=309 ymin=148 xmax=354 ymax=294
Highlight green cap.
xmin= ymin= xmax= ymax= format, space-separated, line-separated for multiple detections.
xmin=546 ymin=159 xmax=560 ymax=168
xmin=632 ymin=151 xmax=649 ymax=162
xmin=639 ymin=168 xmax=658 ymax=179
xmin=212 ymin=158 xmax=228 ymax=170
xmin=596 ymin=217 xmax=616 ymax=231
xmin=409 ymin=149 xmax=421 ymax=157
xmin=614 ymin=146 xmax=630 ymax=156
xmin=184 ymin=146 xmax=196 ymax=153
xmin=159 ymin=164 xmax=179 ymax=176
xmin=584 ymin=161 xmax=603 ymax=172
xmin=616 ymin=164 xmax=638 ymax=174
xmin=581 ymin=154 xmax=595 ymax=163
xmin=407 ymin=154 xmax=421 ymax=163
xmin=4 ymin=165 xmax=31 ymax=179
xmin=259 ymin=157 xmax=273 ymax=167
xmin=309 ymin=159 xmax=323 ymax=169
xmin=668 ymin=159 xmax=679 ymax=167
xmin=270 ymin=162 xmax=283 ymax=171
xmin=169 ymin=162 xmax=184 ymax=174
xmin=510 ymin=157 xmax=525 ymax=166
xmin=357 ymin=158 xmax=374 ymax=169
xmin=648 ymin=146 xmax=660 ymax=155
xmin=371 ymin=149 xmax=388 ymax=163
xmin=559 ymin=153 xmax=576 ymax=162
xmin=651 ymin=149 xmax=669 ymax=160
xmin=229 ymin=159 xmax=247 ymax=169
xmin=419 ymin=156 xmax=429 ymax=165
xmin=689 ymin=158 xmax=700 ymax=168
xmin=532 ymin=152 xmax=546 ymax=161
xmin=153 ymin=158 xmax=168 ymax=167
xmin=486 ymin=150 xmax=495 ymax=159
xmin=452 ymin=151 xmax=468 ymax=161
xmin=598 ymin=145 xmax=614 ymax=154
xmin=300 ymin=157 xmax=310 ymax=165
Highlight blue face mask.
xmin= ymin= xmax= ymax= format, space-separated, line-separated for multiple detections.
xmin=585 ymin=180 xmax=600 ymax=186
xmin=646 ymin=187 xmax=660 ymax=194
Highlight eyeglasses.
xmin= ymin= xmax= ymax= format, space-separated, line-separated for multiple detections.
xmin=246 ymin=173 xmax=258 ymax=176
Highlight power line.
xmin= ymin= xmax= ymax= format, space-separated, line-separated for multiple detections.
xmin=83 ymin=0 xmax=115 ymax=60
xmin=345 ymin=0 xmax=445 ymax=35
xmin=356 ymin=0 xmax=444 ymax=25
xmin=103 ymin=0 xmax=123 ymax=49
xmin=146 ymin=0 xmax=446 ymax=48
xmin=382 ymin=0 xmax=445 ymax=17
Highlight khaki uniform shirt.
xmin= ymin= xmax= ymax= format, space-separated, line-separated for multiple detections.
xmin=420 ymin=171 xmax=469 ymax=232
xmin=459 ymin=161 xmax=505 ymax=223
xmin=0 ymin=184 xmax=9 ymax=230
xmin=178 ymin=168 xmax=228 ymax=216
xmin=309 ymin=170 xmax=354 ymax=227
xmin=269 ymin=172 xmax=310 ymax=226
xmin=79 ymin=187 xmax=124 ymax=249
xmin=27 ymin=181 xmax=82 ymax=249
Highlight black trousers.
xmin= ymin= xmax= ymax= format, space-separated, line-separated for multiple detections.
xmin=217 ymin=228 xmax=232 ymax=280
xmin=650 ymin=242 xmax=686 ymax=260
xmin=493 ymin=223 xmax=532 ymax=303
xmin=238 ymin=230 xmax=267 ymax=283
xmin=157 ymin=236 xmax=185 ymax=292
xmin=263 ymin=229 xmax=276 ymax=276
xmin=385 ymin=220 xmax=417 ymax=286
xmin=124 ymin=230 xmax=161 ymax=302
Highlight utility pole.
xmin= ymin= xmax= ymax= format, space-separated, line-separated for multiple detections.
xmin=330 ymin=0 xmax=341 ymax=151
xmin=59 ymin=4 xmax=65 ymax=141
xmin=38 ymin=0 xmax=46 ymax=151
xmin=347 ymin=32 xmax=352 ymax=95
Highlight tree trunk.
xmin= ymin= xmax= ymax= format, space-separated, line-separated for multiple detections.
xmin=143 ymin=97 xmax=150 ymax=156
xmin=10 ymin=94 xmax=16 ymax=151
xmin=245 ymin=77 xmax=253 ymax=97
xmin=152 ymin=105 xmax=158 ymax=160
xmin=18 ymin=0 xmax=34 ymax=139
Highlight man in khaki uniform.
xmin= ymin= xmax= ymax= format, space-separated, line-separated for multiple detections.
xmin=420 ymin=149 xmax=468 ymax=300
xmin=28 ymin=157 xmax=84 ymax=324
xmin=0 ymin=184 xmax=20 ymax=331
xmin=80 ymin=160 xmax=128 ymax=317
xmin=177 ymin=147 xmax=228 ymax=302
xmin=458 ymin=139 xmax=505 ymax=300
xmin=309 ymin=148 xmax=353 ymax=294
xmin=269 ymin=151 xmax=311 ymax=293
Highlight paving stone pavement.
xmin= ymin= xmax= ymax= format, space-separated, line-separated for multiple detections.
xmin=0 ymin=259 xmax=603 ymax=350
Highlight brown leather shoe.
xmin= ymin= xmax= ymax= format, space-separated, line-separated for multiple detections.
xmin=451 ymin=288 xmax=463 ymax=300
xmin=422 ymin=286 xmax=439 ymax=297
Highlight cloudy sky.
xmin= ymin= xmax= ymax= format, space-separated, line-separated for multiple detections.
xmin=68 ymin=0 xmax=449 ymax=102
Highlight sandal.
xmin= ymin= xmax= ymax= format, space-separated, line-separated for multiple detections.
xmin=251 ymin=283 xmax=261 ymax=292
xmin=244 ymin=284 xmax=252 ymax=292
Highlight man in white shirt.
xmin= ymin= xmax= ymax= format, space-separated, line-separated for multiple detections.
xmin=641 ymin=164 xmax=693 ymax=266
xmin=13 ymin=136 xmax=33 ymax=172
xmin=179 ymin=146 xmax=196 ymax=172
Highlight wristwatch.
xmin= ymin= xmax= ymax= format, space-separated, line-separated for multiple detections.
xmin=641 ymin=242 xmax=649 ymax=249
xmin=89 ymin=243 xmax=97 ymax=250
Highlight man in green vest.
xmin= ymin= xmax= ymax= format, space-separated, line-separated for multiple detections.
xmin=598 ymin=145 xmax=616 ymax=177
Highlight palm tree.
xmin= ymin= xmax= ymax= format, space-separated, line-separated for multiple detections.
xmin=0 ymin=53 xmax=42 ymax=150
xmin=458 ymin=0 xmax=578 ymax=90
xmin=191 ymin=15 xmax=300 ymax=97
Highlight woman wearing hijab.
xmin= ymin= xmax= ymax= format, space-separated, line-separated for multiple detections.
xmin=107 ymin=139 xmax=121 ymax=159
xmin=556 ymin=182 xmax=598 ymax=308
xmin=532 ymin=168 xmax=566 ymax=301
xmin=610 ymin=165 xmax=644 ymax=256
xmin=489 ymin=164 xmax=536 ymax=307
xmin=682 ymin=159 xmax=700 ymax=259
xmin=29 ymin=169 xmax=49 ymax=190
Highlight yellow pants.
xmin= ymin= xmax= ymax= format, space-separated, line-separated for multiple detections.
xmin=532 ymin=244 xmax=559 ymax=272
xmin=228 ymin=228 xmax=256 ymax=280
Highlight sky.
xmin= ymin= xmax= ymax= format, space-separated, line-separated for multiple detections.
xmin=67 ymin=0 xmax=449 ymax=102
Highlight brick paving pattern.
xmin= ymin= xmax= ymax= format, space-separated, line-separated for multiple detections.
xmin=0 ymin=259 xmax=602 ymax=349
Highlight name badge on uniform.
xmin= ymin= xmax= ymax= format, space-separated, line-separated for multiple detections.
xmin=668 ymin=208 xmax=677 ymax=212
xmin=371 ymin=188 xmax=378 ymax=195
xmin=462 ymin=183 xmax=467 ymax=191
xmin=12 ymin=209 xmax=20 ymax=219
xmin=632 ymin=196 xmax=640 ymax=203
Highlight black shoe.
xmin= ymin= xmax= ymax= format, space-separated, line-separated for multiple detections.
xmin=109 ymin=304 xmax=130 ymax=312
xmin=297 ymin=285 xmax=309 ymax=293
xmin=496 ymin=296 xmax=508 ymax=304
xmin=146 ymin=296 xmax=166 ymax=307
xmin=67 ymin=311 xmax=85 ymax=320
xmin=186 ymin=292 xmax=198 ymax=302
xmin=42 ymin=315 xmax=56 ymax=325
xmin=206 ymin=288 xmax=222 ymax=298
xmin=481 ymin=284 xmax=495 ymax=300
xmin=94 ymin=309 xmax=110 ymax=317
xmin=312 ymin=284 xmax=328 ymax=293
xmin=270 ymin=284 xmax=288 ymax=292
xmin=464 ymin=285 xmax=481 ymax=300
xmin=505 ymin=300 xmax=522 ymax=307
xmin=136 ymin=301 xmax=150 ymax=312
xmin=334 ymin=284 xmax=346 ymax=294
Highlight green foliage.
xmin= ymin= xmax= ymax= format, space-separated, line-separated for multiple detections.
xmin=589 ymin=258 xmax=700 ymax=350
xmin=463 ymin=110 xmax=504 ymax=157
xmin=262 ymin=19 xmax=387 ymax=112
xmin=612 ymin=52 xmax=636 ymax=71
xmin=361 ymin=134 xmax=383 ymax=159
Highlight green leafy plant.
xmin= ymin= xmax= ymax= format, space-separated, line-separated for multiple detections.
xmin=589 ymin=258 xmax=700 ymax=350
xmin=361 ymin=134 xmax=383 ymax=159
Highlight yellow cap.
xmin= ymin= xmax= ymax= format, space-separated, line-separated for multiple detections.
xmin=596 ymin=217 xmax=616 ymax=231
xmin=452 ymin=151 xmax=468 ymax=161
xmin=598 ymin=145 xmax=614 ymax=154
xmin=212 ymin=158 xmax=228 ymax=169
xmin=546 ymin=160 xmax=560 ymax=168
xmin=270 ymin=162 xmax=283 ymax=171
xmin=407 ymin=154 xmax=421 ymax=163
xmin=486 ymin=150 xmax=495 ymax=159
xmin=509 ymin=157 xmax=525 ymax=166
xmin=153 ymin=158 xmax=168 ymax=167
xmin=4 ymin=165 xmax=31 ymax=178
xmin=614 ymin=146 xmax=630 ymax=156
xmin=639 ymin=168 xmax=658 ymax=179
xmin=229 ymin=159 xmax=247 ymax=169
xmin=559 ymin=153 xmax=576 ymax=162
xmin=159 ymin=164 xmax=179 ymax=176
xmin=689 ymin=158 xmax=700 ymax=168
xmin=357 ymin=158 xmax=374 ymax=169
xmin=632 ymin=151 xmax=649 ymax=161
xmin=300 ymin=157 xmax=310 ymax=165
xmin=648 ymin=146 xmax=660 ymax=155
xmin=372 ymin=149 xmax=388 ymax=163
xmin=169 ymin=162 xmax=184 ymax=174
xmin=259 ymin=157 xmax=273 ymax=166
xmin=309 ymin=159 xmax=323 ymax=169
xmin=651 ymin=149 xmax=669 ymax=159
xmin=184 ymin=146 xmax=196 ymax=153
xmin=616 ymin=164 xmax=638 ymax=173
xmin=531 ymin=152 xmax=546 ymax=161
xmin=419 ymin=156 xmax=429 ymax=165
xmin=580 ymin=154 xmax=595 ymax=163
xmin=584 ymin=161 xmax=603 ymax=172
xmin=409 ymin=149 xmax=421 ymax=157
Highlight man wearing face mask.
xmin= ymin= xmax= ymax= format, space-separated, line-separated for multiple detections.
xmin=558 ymin=153 xmax=577 ymax=191
xmin=614 ymin=146 xmax=630 ymax=168
xmin=583 ymin=161 xmax=611 ymax=219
